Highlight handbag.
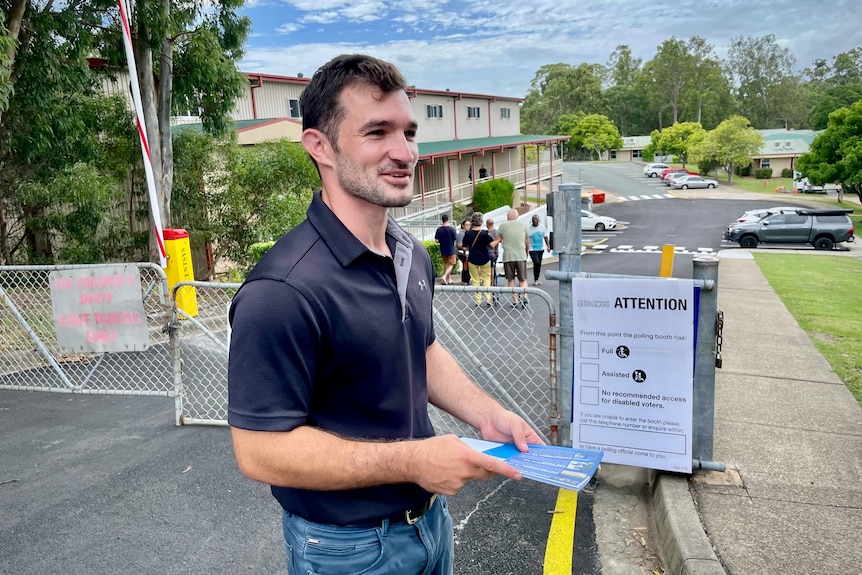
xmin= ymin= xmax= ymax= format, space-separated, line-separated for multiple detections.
xmin=465 ymin=229 xmax=483 ymax=270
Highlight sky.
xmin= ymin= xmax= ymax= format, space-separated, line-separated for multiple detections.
xmin=237 ymin=0 xmax=862 ymax=99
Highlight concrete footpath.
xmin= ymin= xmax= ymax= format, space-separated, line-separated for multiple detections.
xmin=650 ymin=248 xmax=862 ymax=575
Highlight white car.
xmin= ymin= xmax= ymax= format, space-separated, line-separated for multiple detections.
xmin=736 ymin=206 xmax=801 ymax=223
xmin=671 ymin=175 xmax=718 ymax=189
xmin=643 ymin=163 xmax=670 ymax=177
xmin=581 ymin=210 xmax=617 ymax=231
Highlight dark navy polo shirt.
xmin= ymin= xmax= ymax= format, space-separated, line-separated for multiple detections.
xmin=227 ymin=191 xmax=437 ymax=526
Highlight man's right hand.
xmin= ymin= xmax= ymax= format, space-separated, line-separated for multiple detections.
xmin=404 ymin=435 xmax=522 ymax=496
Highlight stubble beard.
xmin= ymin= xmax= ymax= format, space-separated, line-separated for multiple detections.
xmin=336 ymin=154 xmax=415 ymax=208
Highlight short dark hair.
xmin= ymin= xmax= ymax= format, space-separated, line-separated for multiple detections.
xmin=300 ymin=54 xmax=408 ymax=150
xmin=441 ymin=214 xmax=449 ymax=223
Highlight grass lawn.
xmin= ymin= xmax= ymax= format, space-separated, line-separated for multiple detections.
xmin=753 ymin=253 xmax=862 ymax=406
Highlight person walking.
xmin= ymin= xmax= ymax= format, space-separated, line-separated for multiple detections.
xmin=456 ymin=219 xmax=471 ymax=285
xmin=462 ymin=212 xmax=495 ymax=307
xmin=497 ymin=209 xmax=530 ymax=308
xmin=227 ymin=54 xmax=542 ymax=575
xmin=485 ymin=217 xmax=500 ymax=298
xmin=528 ymin=213 xmax=550 ymax=286
xmin=434 ymin=213 xmax=457 ymax=284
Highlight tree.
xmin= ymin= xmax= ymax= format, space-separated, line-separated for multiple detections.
xmin=688 ymin=115 xmax=763 ymax=184
xmin=604 ymin=45 xmax=649 ymax=136
xmin=0 ymin=0 xmax=131 ymax=264
xmin=552 ymin=113 xmax=622 ymax=160
xmin=727 ymin=35 xmax=796 ymax=128
xmin=172 ymin=133 xmax=320 ymax=274
xmin=796 ymin=100 xmax=862 ymax=203
xmin=809 ymin=83 xmax=862 ymax=129
xmin=521 ymin=63 xmax=606 ymax=134
xmin=636 ymin=38 xmax=690 ymax=128
xmin=99 ymin=0 xmax=250 ymax=259
xmin=654 ymin=122 xmax=706 ymax=167
xmin=679 ymin=37 xmax=732 ymax=128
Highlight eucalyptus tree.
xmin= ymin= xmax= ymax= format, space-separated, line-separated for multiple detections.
xmin=604 ymin=45 xmax=649 ymax=136
xmin=97 ymin=0 xmax=251 ymax=237
xmin=521 ymin=62 xmax=607 ymax=135
xmin=726 ymin=34 xmax=797 ymax=128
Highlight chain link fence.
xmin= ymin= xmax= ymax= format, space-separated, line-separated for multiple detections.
xmin=1 ymin=266 xmax=559 ymax=442
xmin=173 ymin=282 xmax=559 ymax=443
xmin=0 ymin=264 xmax=172 ymax=395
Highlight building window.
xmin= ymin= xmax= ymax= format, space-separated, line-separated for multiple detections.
xmin=610 ymin=150 xmax=617 ymax=160
xmin=500 ymin=107 xmax=511 ymax=119
xmin=760 ymin=158 xmax=771 ymax=169
xmin=288 ymin=99 xmax=301 ymax=118
xmin=467 ymin=106 xmax=481 ymax=119
xmin=632 ymin=149 xmax=643 ymax=159
xmin=426 ymin=104 xmax=443 ymax=119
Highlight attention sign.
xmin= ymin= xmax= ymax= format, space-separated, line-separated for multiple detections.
xmin=572 ymin=277 xmax=695 ymax=473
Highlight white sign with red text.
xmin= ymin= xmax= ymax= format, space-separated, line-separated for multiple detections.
xmin=50 ymin=265 xmax=149 ymax=353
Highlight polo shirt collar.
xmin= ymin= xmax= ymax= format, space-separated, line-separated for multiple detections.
xmin=306 ymin=190 xmax=415 ymax=267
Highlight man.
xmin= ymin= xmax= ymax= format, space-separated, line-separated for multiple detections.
xmin=496 ymin=209 xmax=530 ymax=308
xmin=434 ymin=213 xmax=457 ymax=284
xmin=528 ymin=214 xmax=551 ymax=286
xmin=227 ymin=54 xmax=542 ymax=575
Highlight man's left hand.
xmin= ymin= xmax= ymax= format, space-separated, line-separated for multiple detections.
xmin=479 ymin=410 xmax=545 ymax=453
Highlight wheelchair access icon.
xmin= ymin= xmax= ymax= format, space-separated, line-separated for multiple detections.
xmin=615 ymin=345 xmax=630 ymax=359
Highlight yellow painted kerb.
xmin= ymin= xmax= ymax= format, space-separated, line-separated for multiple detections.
xmin=543 ymin=489 xmax=578 ymax=575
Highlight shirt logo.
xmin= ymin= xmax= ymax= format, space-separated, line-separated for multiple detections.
xmin=418 ymin=280 xmax=428 ymax=291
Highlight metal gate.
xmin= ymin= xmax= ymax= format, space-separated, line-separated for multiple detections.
xmin=0 ymin=264 xmax=173 ymax=395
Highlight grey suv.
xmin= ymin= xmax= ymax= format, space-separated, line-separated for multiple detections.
xmin=723 ymin=208 xmax=855 ymax=250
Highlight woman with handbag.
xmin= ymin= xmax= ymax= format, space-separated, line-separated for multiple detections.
xmin=462 ymin=212 xmax=498 ymax=307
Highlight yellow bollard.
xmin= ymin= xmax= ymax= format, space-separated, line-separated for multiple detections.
xmin=659 ymin=244 xmax=675 ymax=277
xmin=164 ymin=229 xmax=199 ymax=317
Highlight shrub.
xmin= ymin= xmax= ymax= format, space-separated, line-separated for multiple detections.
xmin=422 ymin=240 xmax=444 ymax=277
xmin=754 ymin=168 xmax=773 ymax=179
xmin=697 ymin=158 xmax=720 ymax=176
xmin=249 ymin=241 xmax=275 ymax=265
xmin=734 ymin=164 xmax=753 ymax=177
xmin=472 ymin=178 xmax=514 ymax=213
xmin=781 ymin=168 xmax=793 ymax=178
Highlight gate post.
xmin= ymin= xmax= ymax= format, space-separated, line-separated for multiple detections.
xmin=692 ymin=256 xmax=719 ymax=463
xmin=555 ymin=182 xmax=582 ymax=447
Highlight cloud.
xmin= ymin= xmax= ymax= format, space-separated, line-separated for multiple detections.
xmin=241 ymin=0 xmax=862 ymax=97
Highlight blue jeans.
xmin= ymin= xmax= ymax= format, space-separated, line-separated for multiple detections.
xmin=282 ymin=495 xmax=453 ymax=575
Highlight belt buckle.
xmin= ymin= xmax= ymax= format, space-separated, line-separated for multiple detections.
xmin=406 ymin=494 xmax=436 ymax=525
xmin=405 ymin=507 xmax=421 ymax=525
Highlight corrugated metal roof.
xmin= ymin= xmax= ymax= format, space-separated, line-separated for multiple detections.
xmin=418 ymin=134 xmax=569 ymax=159
xmin=171 ymin=118 xmax=298 ymax=134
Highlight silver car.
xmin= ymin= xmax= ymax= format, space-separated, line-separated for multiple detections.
xmin=671 ymin=175 xmax=718 ymax=189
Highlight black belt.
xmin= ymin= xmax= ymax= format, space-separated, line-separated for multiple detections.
xmin=348 ymin=494 xmax=438 ymax=528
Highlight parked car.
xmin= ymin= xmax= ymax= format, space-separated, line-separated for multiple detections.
xmin=723 ymin=208 xmax=855 ymax=250
xmin=736 ymin=206 xmax=801 ymax=224
xmin=671 ymin=175 xmax=719 ymax=189
xmin=643 ymin=163 xmax=670 ymax=177
xmin=663 ymin=171 xmax=690 ymax=186
xmin=659 ymin=167 xmax=698 ymax=180
xmin=581 ymin=209 xmax=617 ymax=231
